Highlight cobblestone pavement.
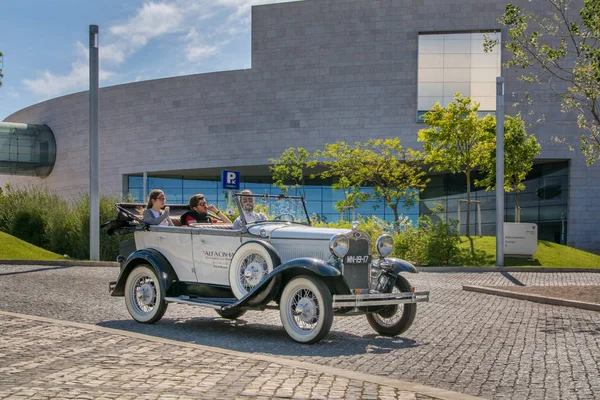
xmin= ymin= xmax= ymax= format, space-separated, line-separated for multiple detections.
xmin=1 ymin=265 xmax=599 ymax=399
xmin=0 ymin=313 xmax=444 ymax=400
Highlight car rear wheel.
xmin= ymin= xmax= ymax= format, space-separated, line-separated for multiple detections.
xmin=229 ymin=241 xmax=280 ymax=299
xmin=366 ymin=275 xmax=417 ymax=336
xmin=124 ymin=264 xmax=168 ymax=324
xmin=279 ymin=275 xmax=333 ymax=344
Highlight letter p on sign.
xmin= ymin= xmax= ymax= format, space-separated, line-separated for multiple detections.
xmin=221 ymin=170 xmax=240 ymax=190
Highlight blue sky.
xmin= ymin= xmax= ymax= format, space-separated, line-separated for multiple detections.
xmin=0 ymin=0 xmax=297 ymax=121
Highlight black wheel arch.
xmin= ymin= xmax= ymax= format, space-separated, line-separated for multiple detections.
xmin=110 ymin=248 xmax=179 ymax=297
xmin=236 ymin=257 xmax=351 ymax=308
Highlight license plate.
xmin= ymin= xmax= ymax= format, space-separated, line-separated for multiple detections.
xmin=344 ymin=255 xmax=370 ymax=264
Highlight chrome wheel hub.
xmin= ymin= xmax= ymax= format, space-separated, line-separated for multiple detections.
xmin=294 ymin=297 xmax=316 ymax=324
xmin=136 ymin=282 xmax=155 ymax=306
xmin=243 ymin=261 xmax=266 ymax=287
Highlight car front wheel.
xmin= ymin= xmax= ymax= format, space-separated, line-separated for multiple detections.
xmin=124 ymin=264 xmax=168 ymax=324
xmin=366 ymin=275 xmax=417 ymax=336
xmin=279 ymin=275 xmax=333 ymax=344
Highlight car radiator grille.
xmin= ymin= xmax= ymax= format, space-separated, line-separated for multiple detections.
xmin=278 ymin=246 xmax=329 ymax=264
xmin=343 ymin=233 xmax=371 ymax=290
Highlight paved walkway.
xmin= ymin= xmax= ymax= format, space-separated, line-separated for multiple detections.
xmin=0 ymin=311 xmax=476 ymax=400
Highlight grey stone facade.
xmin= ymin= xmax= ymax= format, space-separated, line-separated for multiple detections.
xmin=2 ymin=0 xmax=598 ymax=252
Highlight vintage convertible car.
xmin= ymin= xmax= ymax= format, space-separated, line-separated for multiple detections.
xmin=106 ymin=193 xmax=429 ymax=344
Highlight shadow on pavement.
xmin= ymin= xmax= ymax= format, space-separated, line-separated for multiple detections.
xmin=98 ymin=316 xmax=421 ymax=357
xmin=0 ymin=265 xmax=74 ymax=277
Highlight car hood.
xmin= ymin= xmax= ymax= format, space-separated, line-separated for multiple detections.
xmin=247 ymin=223 xmax=350 ymax=240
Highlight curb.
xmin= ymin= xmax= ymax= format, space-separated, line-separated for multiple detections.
xmin=2 ymin=260 xmax=598 ymax=272
xmin=0 ymin=310 xmax=482 ymax=400
xmin=0 ymin=259 xmax=118 ymax=267
xmin=419 ymin=266 xmax=600 ymax=273
xmin=463 ymin=285 xmax=600 ymax=311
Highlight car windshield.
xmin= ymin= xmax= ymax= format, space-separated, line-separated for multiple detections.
xmin=233 ymin=193 xmax=310 ymax=226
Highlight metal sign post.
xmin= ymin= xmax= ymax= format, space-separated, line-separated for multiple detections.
xmin=89 ymin=25 xmax=99 ymax=261
xmin=496 ymin=77 xmax=505 ymax=267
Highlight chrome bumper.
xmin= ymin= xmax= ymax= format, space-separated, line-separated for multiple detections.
xmin=332 ymin=291 xmax=429 ymax=308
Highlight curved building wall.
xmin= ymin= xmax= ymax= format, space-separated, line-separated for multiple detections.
xmin=2 ymin=0 xmax=599 ymax=252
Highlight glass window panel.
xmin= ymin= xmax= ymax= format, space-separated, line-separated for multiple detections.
xmin=471 ymin=68 xmax=497 ymax=82
xmin=444 ymin=53 xmax=471 ymax=68
xmin=418 ymin=68 xmax=444 ymax=83
xmin=471 ymin=53 xmax=499 ymax=68
xmin=470 ymin=82 xmax=495 ymax=97
xmin=419 ymin=82 xmax=444 ymax=97
xmin=418 ymin=96 xmax=440 ymax=110
xmin=419 ymin=38 xmax=444 ymax=54
xmin=417 ymin=32 xmax=501 ymax=119
xmin=443 ymin=68 xmax=470 ymax=82
xmin=444 ymin=39 xmax=471 ymax=54
xmin=474 ymin=96 xmax=496 ymax=110
xmin=129 ymin=176 xmax=142 ymax=188
xmin=443 ymin=83 xmax=470 ymax=97
xmin=419 ymin=54 xmax=444 ymax=69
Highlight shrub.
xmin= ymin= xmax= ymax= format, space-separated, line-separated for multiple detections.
xmin=0 ymin=184 xmax=129 ymax=261
xmin=11 ymin=209 xmax=49 ymax=248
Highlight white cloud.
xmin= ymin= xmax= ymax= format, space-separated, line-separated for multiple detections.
xmin=23 ymin=61 xmax=116 ymax=98
xmin=23 ymin=0 xmax=300 ymax=99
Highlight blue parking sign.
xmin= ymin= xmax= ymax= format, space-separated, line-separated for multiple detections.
xmin=221 ymin=170 xmax=240 ymax=190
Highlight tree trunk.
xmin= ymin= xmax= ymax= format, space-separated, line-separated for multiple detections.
xmin=466 ymin=169 xmax=471 ymax=237
xmin=392 ymin=205 xmax=400 ymax=233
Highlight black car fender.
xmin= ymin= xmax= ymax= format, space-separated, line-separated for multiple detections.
xmin=110 ymin=248 xmax=179 ymax=297
xmin=232 ymin=257 xmax=351 ymax=309
xmin=381 ymin=258 xmax=419 ymax=275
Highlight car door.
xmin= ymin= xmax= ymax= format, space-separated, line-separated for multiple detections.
xmin=192 ymin=228 xmax=241 ymax=285
xmin=135 ymin=227 xmax=197 ymax=282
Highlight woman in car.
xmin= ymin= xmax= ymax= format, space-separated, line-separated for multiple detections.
xmin=180 ymin=194 xmax=231 ymax=226
xmin=142 ymin=189 xmax=175 ymax=226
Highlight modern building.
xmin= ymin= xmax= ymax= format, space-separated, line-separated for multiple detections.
xmin=1 ymin=0 xmax=598 ymax=252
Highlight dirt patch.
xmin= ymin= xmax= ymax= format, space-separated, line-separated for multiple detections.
xmin=490 ymin=285 xmax=600 ymax=304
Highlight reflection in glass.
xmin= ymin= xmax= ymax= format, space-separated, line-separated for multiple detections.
xmin=418 ymin=31 xmax=501 ymax=119
xmin=0 ymin=122 xmax=56 ymax=177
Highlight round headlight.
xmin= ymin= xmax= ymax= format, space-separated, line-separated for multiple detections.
xmin=329 ymin=234 xmax=349 ymax=258
xmin=376 ymin=234 xmax=394 ymax=257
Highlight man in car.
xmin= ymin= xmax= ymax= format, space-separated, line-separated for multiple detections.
xmin=180 ymin=194 xmax=231 ymax=226
xmin=232 ymin=189 xmax=267 ymax=230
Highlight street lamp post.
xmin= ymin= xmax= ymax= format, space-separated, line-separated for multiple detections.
xmin=496 ymin=77 xmax=505 ymax=267
xmin=89 ymin=25 xmax=99 ymax=261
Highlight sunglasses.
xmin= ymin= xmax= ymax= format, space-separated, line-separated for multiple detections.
xmin=241 ymin=197 xmax=254 ymax=203
xmin=157 ymin=196 xmax=166 ymax=200
xmin=197 ymin=201 xmax=207 ymax=206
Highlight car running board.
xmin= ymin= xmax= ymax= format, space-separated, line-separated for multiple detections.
xmin=164 ymin=296 xmax=237 ymax=310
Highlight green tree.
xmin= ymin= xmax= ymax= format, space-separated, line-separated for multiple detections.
xmin=317 ymin=141 xmax=369 ymax=217
xmin=485 ymin=0 xmax=600 ymax=164
xmin=476 ymin=114 xmax=542 ymax=222
xmin=268 ymin=147 xmax=316 ymax=196
xmin=320 ymin=139 xmax=428 ymax=224
xmin=418 ymin=94 xmax=495 ymax=237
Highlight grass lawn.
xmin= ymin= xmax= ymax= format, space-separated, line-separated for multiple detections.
xmin=456 ymin=236 xmax=600 ymax=268
xmin=0 ymin=232 xmax=67 ymax=261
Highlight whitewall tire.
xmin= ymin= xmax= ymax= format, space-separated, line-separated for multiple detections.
xmin=279 ymin=275 xmax=333 ymax=344
xmin=124 ymin=264 xmax=168 ymax=324
xmin=229 ymin=241 xmax=280 ymax=299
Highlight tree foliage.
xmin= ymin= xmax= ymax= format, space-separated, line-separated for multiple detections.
xmin=485 ymin=0 xmax=600 ymax=164
xmin=418 ymin=94 xmax=495 ymax=236
xmin=319 ymin=138 xmax=428 ymax=223
xmin=268 ymin=147 xmax=316 ymax=196
xmin=476 ymin=114 xmax=541 ymax=221
xmin=317 ymin=141 xmax=368 ymax=215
